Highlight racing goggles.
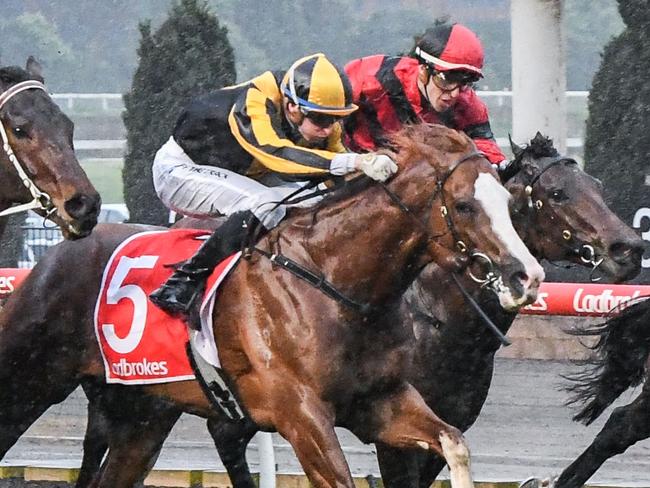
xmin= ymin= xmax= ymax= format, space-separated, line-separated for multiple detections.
xmin=430 ymin=70 xmax=478 ymax=93
xmin=302 ymin=109 xmax=345 ymax=128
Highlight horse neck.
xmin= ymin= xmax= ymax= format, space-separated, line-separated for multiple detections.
xmin=276 ymin=166 xmax=440 ymax=306
xmin=410 ymin=265 xmax=517 ymax=354
xmin=0 ymin=218 xmax=7 ymax=240
xmin=0 ymin=153 xmax=26 ymax=206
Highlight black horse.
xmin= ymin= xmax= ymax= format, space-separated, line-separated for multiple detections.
xmin=72 ymin=133 xmax=643 ymax=488
xmin=521 ymin=297 xmax=650 ymax=488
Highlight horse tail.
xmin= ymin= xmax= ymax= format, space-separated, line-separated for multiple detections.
xmin=564 ymin=298 xmax=650 ymax=425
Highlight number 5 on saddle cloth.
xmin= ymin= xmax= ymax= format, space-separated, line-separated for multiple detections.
xmin=94 ymin=228 xmax=245 ymax=420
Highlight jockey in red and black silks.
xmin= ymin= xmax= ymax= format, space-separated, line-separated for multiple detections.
xmin=344 ymin=22 xmax=507 ymax=167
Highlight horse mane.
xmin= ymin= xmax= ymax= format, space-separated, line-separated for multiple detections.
xmin=563 ymin=297 xmax=650 ymax=425
xmin=286 ymin=123 xmax=473 ymax=218
xmin=502 ymin=132 xmax=561 ymax=183
xmin=388 ymin=123 xmax=473 ymax=172
xmin=512 ymin=132 xmax=559 ymax=166
xmin=0 ymin=66 xmax=33 ymax=87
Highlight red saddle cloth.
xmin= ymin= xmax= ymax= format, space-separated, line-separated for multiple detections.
xmin=94 ymin=229 xmax=240 ymax=384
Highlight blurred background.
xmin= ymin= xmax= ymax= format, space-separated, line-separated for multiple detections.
xmin=0 ymin=0 xmax=647 ymax=282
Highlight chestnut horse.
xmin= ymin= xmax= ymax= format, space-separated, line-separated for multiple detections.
xmin=0 ymin=124 xmax=544 ymax=488
xmin=521 ymin=297 xmax=650 ymax=488
xmin=0 ymin=58 xmax=100 ymax=237
xmin=74 ymin=134 xmax=642 ymax=488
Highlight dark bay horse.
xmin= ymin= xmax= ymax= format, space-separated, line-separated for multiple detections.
xmin=72 ymin=134 xmax=643 ymax=488
xmin=82 ymin=133 xmax=641 ymax=488
xmin=0 ymin=58 xmax=100 ymax=237
xmin=0 ymin=124 xmax=545 ymax=488
xmin=521 ymin=297 xmax=650 ymax=488
xmin=372 ymin=134 xmax=643 ymax=488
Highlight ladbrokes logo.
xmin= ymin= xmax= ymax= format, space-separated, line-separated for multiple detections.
xmin=573 ymin=288 xmax=641 ymax=314
xmin=111 ymin=357 xmax=169 ymax=377
xmin=0 ymin=276 xmax=16 ymax=295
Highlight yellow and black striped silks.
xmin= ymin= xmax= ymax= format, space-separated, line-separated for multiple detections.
xmin=228 ymin=71 xmax=346 ymax=176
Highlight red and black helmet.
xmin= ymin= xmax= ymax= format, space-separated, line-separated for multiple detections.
xmin=414 ymin=23 xmax=484 ymax=80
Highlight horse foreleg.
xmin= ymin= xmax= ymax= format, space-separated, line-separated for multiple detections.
xmin=207 ymin=416 xmax=258 ymax=488
xmin=75 ymin=396 xmax=109 ymax=488
xmin=375 ymin=443 xmax=420 ymax=488
xmin=375 ymin=442 xmax=447 ymax=488
xmin=555 ymin=385 xmax=650 ymax=488
xmin=262 ymin=386 xmax=354 ymax=488
xmin=370 ymin=384 xmax=473 ymax=488
xmin=94 ymin=400 xmax=182 ymax=488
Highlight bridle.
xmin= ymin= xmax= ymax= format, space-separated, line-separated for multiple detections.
xmin=517 ymin=155 xmax=604 ymax=281
xmin=380 ymin=149 xmax=513 ymax=346
xmin=250 ymin=149 xmax=504 ymax=314
xmin=0 ymin=80 xmax=54 ymax=217
xmin=380 ymin=150 xmax=500 ymax=288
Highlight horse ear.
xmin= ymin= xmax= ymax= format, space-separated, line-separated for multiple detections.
xmin=26 ymin=56 xmax=44 ymax=83
xmin=508 ymin=133 xmax=523 ymax=158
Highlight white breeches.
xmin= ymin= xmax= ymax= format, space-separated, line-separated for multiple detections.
xmin=152 ymin=137 xmax=323 ymax=229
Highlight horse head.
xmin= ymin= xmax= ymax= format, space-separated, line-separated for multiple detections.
xmin=505 ymin=132 xmax=643 ymax=283
xmin=385 ymin=124 xmax=544 ymax=310
xmin=0 ymin=57 xmax=100 ymax=238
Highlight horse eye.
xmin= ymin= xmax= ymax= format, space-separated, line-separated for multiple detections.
xmin=549 ymin=189 xmax=567 ymax=202
xmin=454 ymin=201 xmax=474 ymax=214
xmin=12 ymin=126 xmax=29 ymax=139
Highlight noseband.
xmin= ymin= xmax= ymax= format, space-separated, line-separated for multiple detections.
xmin=0 ymin=80 xmax=54 ymax=217
xmin=522 ymin=156 xmax=604 ymax=281
xmin=380 ymin=150 xmax=512 ymax=346
xmin=380 ymin=150 xmax=500 ymax=287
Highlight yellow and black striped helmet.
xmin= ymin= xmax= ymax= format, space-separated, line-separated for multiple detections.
xmin=281 ymin=53 xmax=357 ymax=116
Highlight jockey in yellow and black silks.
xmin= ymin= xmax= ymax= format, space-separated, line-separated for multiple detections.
xmin=150 ymin=53 xmax=397 ymax=319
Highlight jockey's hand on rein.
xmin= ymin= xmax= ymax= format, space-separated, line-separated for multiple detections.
xmin=355 ymin=153 xmax=398 ymax=182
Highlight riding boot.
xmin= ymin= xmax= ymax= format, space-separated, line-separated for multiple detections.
xmin=149 ymin=210 xmax=261 ymax=317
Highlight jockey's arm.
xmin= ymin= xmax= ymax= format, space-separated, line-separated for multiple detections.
xmin=456 ymin=90 xmax=507 ymax=167
xmin=472 ymin=136 xmax=508 ymax=167
xmin=228 ymin=86 xmax=397 ymax=182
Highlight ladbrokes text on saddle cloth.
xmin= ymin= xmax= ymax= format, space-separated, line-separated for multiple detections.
xmin=94 ymin=229 xmax=239 ymax=384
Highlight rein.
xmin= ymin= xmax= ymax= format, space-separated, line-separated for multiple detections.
xmin=251 ymin=150 xmax=489 ymax=315
xmin=0 ymin=80 xmax=54 ymax=217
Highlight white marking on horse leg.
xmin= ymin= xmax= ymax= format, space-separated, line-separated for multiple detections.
xmin=439 ymin=430 xmax=474 ymax=488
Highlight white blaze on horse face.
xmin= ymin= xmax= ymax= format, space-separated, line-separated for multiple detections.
xmin=473 ymin=173 xmax=545 ymax=307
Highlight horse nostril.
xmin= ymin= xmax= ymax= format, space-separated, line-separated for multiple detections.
xmin=511 ymin=270 xmax=529 ymax=290
xmin=609 ymin=239 xmax=644 ymax=263
xmin=64 ymin=193 xmax=100 ymax=220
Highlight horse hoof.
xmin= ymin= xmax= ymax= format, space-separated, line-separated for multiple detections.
xmin=519 ymin=477 xmax=545 ymax=488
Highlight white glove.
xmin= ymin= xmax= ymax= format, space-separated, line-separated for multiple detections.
xmin=355 ymin=153 xmax=398 ymax=182
xmin=496 ymin=159 xmax=511 ymax=172
xmin=330 ymin=152 xmax=398 ymax=181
